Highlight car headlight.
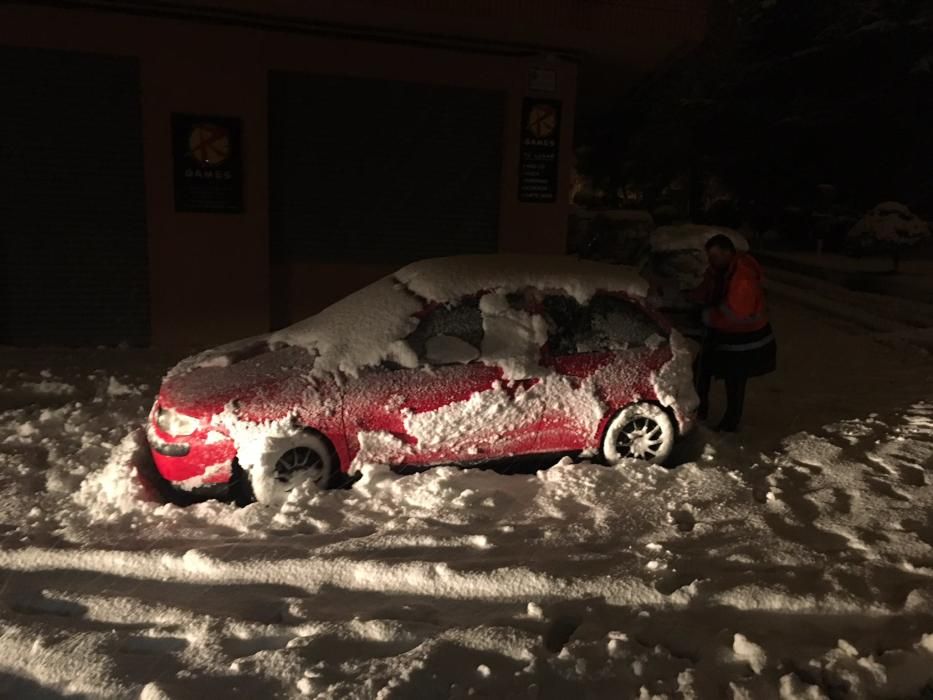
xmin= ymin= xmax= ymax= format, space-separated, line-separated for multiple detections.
xmin=156 ymin=406 xmax=200 ymax=437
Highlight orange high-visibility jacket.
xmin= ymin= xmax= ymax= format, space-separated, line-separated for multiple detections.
xmin=694 ymin=253 xmax=769 ymax=334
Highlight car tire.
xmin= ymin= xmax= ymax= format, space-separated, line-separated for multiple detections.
xmin=602 ymin=402 xmax=676 ymax=466
xmin=238 ymin=430 xmax=337 ymax=505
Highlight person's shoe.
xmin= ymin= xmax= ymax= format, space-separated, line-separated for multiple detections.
xmin=715 ymin=418 xmax=739 ymax=433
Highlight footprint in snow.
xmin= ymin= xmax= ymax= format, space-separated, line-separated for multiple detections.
xmin=222 ymin=634 xmax=295 ymax=659
xmin=543 ymin=615 xmax=580 ymax=654
xmin=865 ymin=477 xmax=911 ymax=502
xmin=654 ymin=571 xmax=699 ymax=596
xmin=830 ymin=487 xmax=854 ymax=515
xmin=896 ymin=464 xmax=927 ymax=487
xmin=899 ymin=517 xmax=933 ymax=548
xmin=668 ymin=509 xmax=696 ymax=533
xmin=11 ymin=594 xmax=87 ymax=619
xmin=119 ymin=635 xmax=188 ymax=654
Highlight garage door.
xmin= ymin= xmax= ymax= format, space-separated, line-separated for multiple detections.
xmin=0 ymin=46 xmax=148 ymax=346
xmin=269 ymin=72 xmax=504 ymax=263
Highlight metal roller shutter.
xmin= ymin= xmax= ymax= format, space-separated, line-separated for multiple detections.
xmin=0 ymin=46 xmax=148 ymax=346
xmin=269 ymin=71 xmax=504 ymax=263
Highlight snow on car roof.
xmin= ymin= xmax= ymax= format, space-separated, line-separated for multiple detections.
xmin=873 ymin=201 xmax=913 ymax=215
xmin=269 ymin=255 xmax=648 ymax=377
xmin=395 ymin=254 xmax=648 ymax=304
xmin=650 ymin=225 xmax=749 ymax=253
xmin=182 ymin=256 xmax=648 ymax=380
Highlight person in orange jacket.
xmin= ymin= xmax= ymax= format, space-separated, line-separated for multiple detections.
xmin=691 ymin=234 xmax=777 ymax=431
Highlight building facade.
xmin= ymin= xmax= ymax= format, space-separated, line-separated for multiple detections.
xmin=0 ymin=0 xmax=708 ymax=349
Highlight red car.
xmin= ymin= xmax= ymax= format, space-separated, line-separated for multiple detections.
xmin=147 ymin=256 xmax=698 ymax=504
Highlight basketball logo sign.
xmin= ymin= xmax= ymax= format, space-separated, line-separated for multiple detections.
xmin=518 ymin=99 xmax=561 ymax=203
xmin=188 ymin=123 xmax=231 ymax=165
xmin=526 ymin=104 xmax=557 ymax=139
xmin=172 ymin=113 xmax=243 ymax=213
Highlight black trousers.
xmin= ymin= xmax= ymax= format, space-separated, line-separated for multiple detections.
xmin=696 ymin=354 xmax=747 ymax=428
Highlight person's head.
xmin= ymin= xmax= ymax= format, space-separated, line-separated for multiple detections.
xmin=705 ymin=233 xmax=736 ymax=270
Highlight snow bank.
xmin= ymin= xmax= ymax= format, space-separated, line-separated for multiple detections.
xmin=2 ymin=345 xmax=933 ymax=698
xmin=73 ymin=430 xmax=159 ymax=518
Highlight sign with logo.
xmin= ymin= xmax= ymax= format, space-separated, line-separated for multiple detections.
xmin=518 ymin=98 xmax=561 ymax=203
xmin=172 ymin=114 xmax=243 ymax=213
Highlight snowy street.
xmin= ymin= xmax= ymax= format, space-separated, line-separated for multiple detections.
xmin=1 ymin=295 xmax=932 ymax=699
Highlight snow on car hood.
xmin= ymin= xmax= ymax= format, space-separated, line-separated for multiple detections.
xmin=166 ymin=275 xmax=422 ymax=389
xmin=166 ymin=334 xmax=280 ymax=380
xmin=650 ymin=225 xmax=749 ymax=253
xmin=160 ymin=343 xmax=319 ymax=413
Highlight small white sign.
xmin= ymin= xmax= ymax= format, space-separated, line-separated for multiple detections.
xmin=529 ymin=67 xmax=557 ymax=93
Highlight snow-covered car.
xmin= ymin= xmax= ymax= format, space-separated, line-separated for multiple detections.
xmin=638 ymin=225 xmax=749 ymax=338
xmin=846 ymin=202 xmax=930 ymax=256
xmin=568 ymin=208 xmax=654 ymax=265
xmin=146 ymin=255 xmax=698 ymax=504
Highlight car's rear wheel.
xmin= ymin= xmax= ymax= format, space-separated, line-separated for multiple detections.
xmin=602 ymin=402 xmax=675 ymax=465
xmin=238 ymin=430 xmax=337 ymax=505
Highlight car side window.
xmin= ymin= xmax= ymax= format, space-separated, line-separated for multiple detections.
xmin=544 ymin=293 xmax=663 ymax=355
xmin=542 ymin=294 xmax=586 ymax=356
xmin=406 ymin=300 xmax=483 ymax=365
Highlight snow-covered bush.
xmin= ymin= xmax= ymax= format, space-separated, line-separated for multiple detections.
xmin=846 ymin=202 xmax=931 ymax=270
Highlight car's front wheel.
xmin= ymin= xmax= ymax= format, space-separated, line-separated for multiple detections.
xmin=602 ymin=402 xmax=675 ymax=465
xmin=238 ymin=430 xmax=337 ymax=505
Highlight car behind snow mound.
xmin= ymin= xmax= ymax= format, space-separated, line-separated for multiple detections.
xmin=638 ymin=225 xmax=749 ymax=340
xmin=846 ymin=202 xmax=930 ymax=256
xmin=146 ymin=255 xmax=699 ymax=505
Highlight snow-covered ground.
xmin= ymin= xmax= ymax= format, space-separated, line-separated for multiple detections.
xmin=762 ymin=250 xmax=933 ymax=306
xmin=1 ymin=297 xmax=932 ymax=699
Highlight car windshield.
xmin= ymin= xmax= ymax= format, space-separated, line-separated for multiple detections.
xmin=271 ymin=275 xmax=424 ymax=376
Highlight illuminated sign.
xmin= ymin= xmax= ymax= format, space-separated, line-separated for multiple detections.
xmin=518 ymin=99 xmax=561 ymax=203
xmin=172 ymin=114 xmax=243 ymax=213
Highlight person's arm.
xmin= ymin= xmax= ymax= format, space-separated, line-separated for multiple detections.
xmin=689 ymin=267 xmax=716 ymax=305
